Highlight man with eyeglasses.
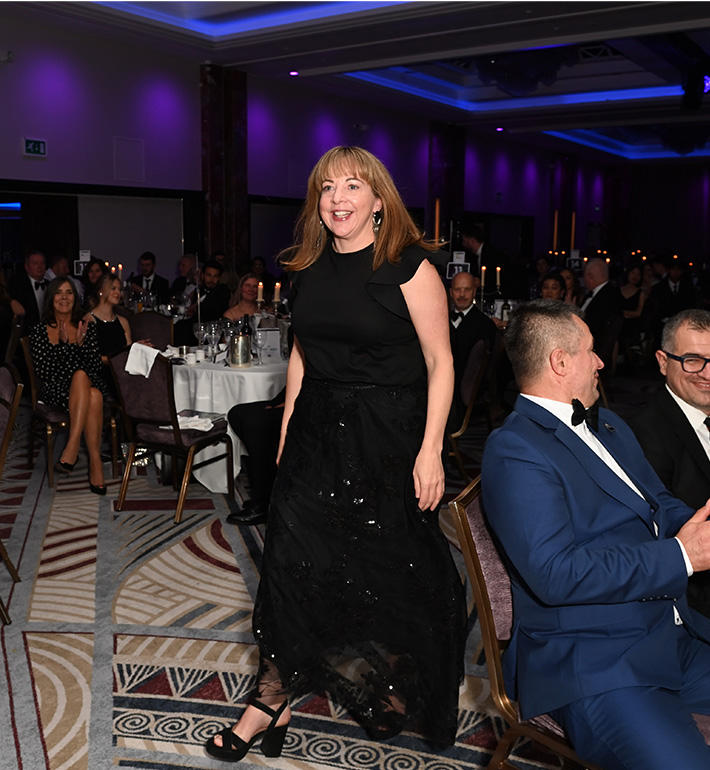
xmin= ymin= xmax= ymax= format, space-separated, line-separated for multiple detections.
xmin=629 ymin=309 xmax=710 ymax=616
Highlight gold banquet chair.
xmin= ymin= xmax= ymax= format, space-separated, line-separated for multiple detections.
xmin=0 ymin=363 xmax=23 ymax=624
xmin=449 ymin=476 xmax=710 ymax=768
xmin=108 ymin=347 xmax=234 ymax=523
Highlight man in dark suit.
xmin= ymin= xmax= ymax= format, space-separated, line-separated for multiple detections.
xmin=628 ymin=309 xmax=710 ymax=616
xmin=9 ymin=251 xmax=47 ymax=330
xmin=648 ymin=258 xmax=698 ymax=348
xmin=448 ymin=271 xmax=496 ymax=429
xmin=580 ymin=257 xmax=623 ymax=373
xmin=171 ymin=253 xmax=197 ymax=299
xmin=129 ymin=251 xmax=170 ymax=304
xmin=173 ymin=260 xmax=231 ymax=346
xmin=482 ymin=299 xmax=710 ymax=770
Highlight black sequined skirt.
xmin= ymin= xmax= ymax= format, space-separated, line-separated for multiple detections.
xmin=253 ymin=377 xmax=466 ymax=745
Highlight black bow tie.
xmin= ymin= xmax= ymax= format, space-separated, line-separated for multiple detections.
xmin=571 ymin=398 xmax=599 ymax=432
xmin=35 ymin=280 xmax=47 ymax=290
xmin=451 ymin=311 xmax=464 ymax=322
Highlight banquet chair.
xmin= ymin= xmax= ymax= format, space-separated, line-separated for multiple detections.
xmin=449 ymin=477 xmax=710 ymax=768
xmin=129 ymin=311 xmax=173 ymax=351
xmin=448 ymin=340 xmax=490 ymax=481
xmin=21 ymin=337 xmax=121 ymax=487
xmin=0 ymin=363 xmax=23 ymax=624
xmin=4 ymin=314 xmax=24 ymax=364
xmin=109 ymin=348 xmax=234 ymax=523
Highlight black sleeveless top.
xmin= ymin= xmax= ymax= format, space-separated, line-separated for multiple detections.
xmin=91 ymin=314 xmax=127 ymax=356
xmin=289 ymin=241 xmax=434 ymax=386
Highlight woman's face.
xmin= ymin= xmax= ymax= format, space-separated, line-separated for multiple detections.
xmin=319 ymin=169 xmax=381 ymax=253
xmin=560 ymin=269 xmax=574 ymax=290
xmin=541 ymin=277 xmax=564 ymax=300
xmin=241 ymin=278 xmax=259 ymax=302
xmin=107 ymin=279 xmax=122 ymax=305
xmin=627 ymin=267 xmax=641 ymax=286
xmin=53 ymin=281 xmax=75 ymax=316
xmin=88 ymin=263 xmax=103 ymax=283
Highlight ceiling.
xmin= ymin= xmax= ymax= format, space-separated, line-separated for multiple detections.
xmin=10 ymin=1 xmax=710 ymax=159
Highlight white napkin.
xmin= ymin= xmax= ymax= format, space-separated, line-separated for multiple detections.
xmin=177 ymin=415 xmax=214 ymax=431
xmin=163 ymin=345 xmax=180 ymax=358
xmin=125 ymin=343 xmax=160 ymax=377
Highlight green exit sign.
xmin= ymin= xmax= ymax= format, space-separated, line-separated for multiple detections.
xmin=24 ymin=138 xmax=47 ymax=157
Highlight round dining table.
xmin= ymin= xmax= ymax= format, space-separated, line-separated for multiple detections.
xmin=171 ymin=359 xmax=288 ymax=493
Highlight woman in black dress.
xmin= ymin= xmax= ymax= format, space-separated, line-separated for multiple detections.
xmin=29 ymin=278 xmax=109 ymax=494
xmin=206 ymin=147 xmax=465 ymax=761
xmin=85 ymin=274 xmax=132 ymax=361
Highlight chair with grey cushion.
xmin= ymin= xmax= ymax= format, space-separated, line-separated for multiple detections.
xmin=108 ymin=347 xmax=233 ymax=524
xmin=448 ymin=476 xmax=710 ymax=769
xmin=0 ymin=363 xmax=23 ymax=624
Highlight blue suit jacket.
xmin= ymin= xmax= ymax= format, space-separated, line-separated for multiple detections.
xmin=481 ymin=396 xmax=710 ymax=719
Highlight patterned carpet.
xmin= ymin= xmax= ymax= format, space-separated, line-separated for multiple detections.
xmin=0 ymin=396 xmax=603 ymax=770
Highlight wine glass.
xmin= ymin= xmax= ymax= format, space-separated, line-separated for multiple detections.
xmin=254 ymin=328 xmax=268 ymax=366
xmin=207 ymin=321 xmax=221 ymax=362
xmin=192 ymin=321 xmax=207 ymax=353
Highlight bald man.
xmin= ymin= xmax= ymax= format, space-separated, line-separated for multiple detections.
xmin=448 ymin=271 xmax=496 ymax=427
xmin=581 ymin=258 xmax=623 ymax=371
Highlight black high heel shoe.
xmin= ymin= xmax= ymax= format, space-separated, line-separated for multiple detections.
xmin=55 ymin=459 xmax=76 ymax=475
xmin=205 ymin=699 xmax=289 ymax=761
xmin=89 ymin=482 xmax=106 ymax=496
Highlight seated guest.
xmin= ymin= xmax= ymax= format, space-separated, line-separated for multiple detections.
xmin=250 ymin=256 xmax=277 ymax=300
xmin=45 ymin=254 xmax=84 ymax=303
xmin=173 ymin=260 xmax=231 ymax=346
xmin=620 ymin=262 xmax=648 ymax=364
xmin=29 ymin=278 xmax=109 ymax=495
xmin=628 ymin=308 xmax=710 ymax=616
xmin=560 ymin=267 xmax=583 ymax=307
xmin=84 ymin=273 xmax=132 ymax=362
xmin=171 ymin=253 xmax=197 ymax=300
xmin=530 ymin=254 xmax=550 ymax=299
xmin=540 ymin=271 xmax=566 ymax=301
xmin=448 ymin=270 xmax=496 ymax=429
xmin=226 ymin=387 xmax=286 ymax=526
xmin=580 ymin=257 xmax=623 ymax=372
xmin=9 ymin=250 xmax=47 ymax=330
xmin=648 ymin=257 xmax=698 ymax=348
xmin=81 ymin=257 xmax=110 ymax=309
xmin=482 ymin=298 xmax=710 ymax=770
xmin=223 ymin=273 xmax=273 ymax=321
xmin=129 ymin=251 xmax=170 ymax=304
xmin=196 ymin=260 xmax=231 ymax=321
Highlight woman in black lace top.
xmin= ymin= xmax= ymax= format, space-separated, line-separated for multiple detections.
xmin=29 ymin=278 xmax=109 ymax=494
xmin=206 ymin=147 xmax=465 ymax=762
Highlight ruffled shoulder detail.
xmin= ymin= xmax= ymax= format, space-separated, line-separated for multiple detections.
xmin=366 ymin=245 xmax=448 ymax=321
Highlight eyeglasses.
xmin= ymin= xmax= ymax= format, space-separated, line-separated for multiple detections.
xmin=662 ymin=351 xmax=710 ymax=373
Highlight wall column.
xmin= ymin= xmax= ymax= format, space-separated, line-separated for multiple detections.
xmin=428 ymin=121 xmax=465 ymax=244
xmin=200 ymin=64 xmax=249 ymax=271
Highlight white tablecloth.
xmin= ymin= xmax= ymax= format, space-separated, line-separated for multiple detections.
xmin=171 ymin=360 xmax=288 ymax=493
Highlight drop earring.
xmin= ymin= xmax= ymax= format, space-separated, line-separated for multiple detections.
xmin=373 ymin=210 xmax=382 ymax=235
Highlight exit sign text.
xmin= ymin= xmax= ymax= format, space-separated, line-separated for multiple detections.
xmin=24 ymin=138 xmax=47 ymax=157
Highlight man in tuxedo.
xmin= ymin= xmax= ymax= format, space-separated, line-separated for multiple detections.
xmin=130 ymin=251 xmax=170 ymax=304
xmin=580 ymin=257 xmax=623 ymax=373
xmin=648 ymin=258 xmax=698 ymax=348
xmin=171 ymin=253 xmax=197 ymax=299
xmin=9 ymin=251 xmax=47 ymax=329
xmin=628 ymin=309 xmax=710 ymax=616
xmin=482 ymin=299 xmax=710 ymax=769
xmin=173 ymin=260 xmax=230 ymax=346
xmin=45 ymin=254 xmax=84 ymax=302
xmin=448 ymin=271 xmax=496 ymax=429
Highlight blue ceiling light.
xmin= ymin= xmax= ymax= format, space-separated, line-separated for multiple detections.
xmin=95 ymin=1 xmax=404 ymax=37
xmin=0 ymin=202 xmax=21 ymax=210
xmin=544 ymin=130 xmax=710 ymax=160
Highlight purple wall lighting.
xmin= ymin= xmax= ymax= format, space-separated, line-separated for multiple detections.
xmin=311 ymin=112 xmax=343 ymax=157
xmin=25 ymin=53 xmax=89 ymax=122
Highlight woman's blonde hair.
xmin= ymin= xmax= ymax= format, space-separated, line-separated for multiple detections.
xmin=282 ymin=146 xmax=438 ymax=272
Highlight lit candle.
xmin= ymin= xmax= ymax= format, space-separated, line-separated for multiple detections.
xmin=111 ymin=266 xmax=116 ymax=274
xmin=480 ymin=265 xmax=486 ymax=306
xmin=274 ymin=282 xmax=281 ymax=302
xmin=496 ymin=266 xmax=501 ymax=289
xmin=257 ymin=282 xmax=263 ymax=302
xmin=105 ymin=261 xmax=109 ymax=268
xmin=118 ymin=263 xmax=123 ymax=281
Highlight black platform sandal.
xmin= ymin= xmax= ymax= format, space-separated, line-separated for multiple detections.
xmin=205 ymin=699 xmax=289 ymax=762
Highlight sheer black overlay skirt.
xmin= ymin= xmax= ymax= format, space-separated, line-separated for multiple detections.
xmin=253 ymin=377 xmax=466 ymax=745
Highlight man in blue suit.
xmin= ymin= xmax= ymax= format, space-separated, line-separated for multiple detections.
xmin=481 ymin=299 xmax=710 ymax=770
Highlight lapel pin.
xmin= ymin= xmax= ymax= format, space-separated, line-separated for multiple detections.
xmin=603 ymin=423 xmax=616 ymax=433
